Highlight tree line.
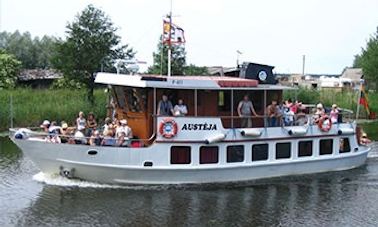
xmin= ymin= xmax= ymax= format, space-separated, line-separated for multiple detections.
xmin=1 ymin=4 xmax=376 ymax=103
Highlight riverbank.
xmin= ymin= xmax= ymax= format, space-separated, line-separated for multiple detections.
xmin=0 ymin=89 xmax=107 ymax=131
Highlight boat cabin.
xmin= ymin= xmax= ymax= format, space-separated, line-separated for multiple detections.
xmin=95 ymin=73 xmax=292 ymax=142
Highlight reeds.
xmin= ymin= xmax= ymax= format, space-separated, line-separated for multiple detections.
xmin=0 ymin=89 xmax=107 ymax=131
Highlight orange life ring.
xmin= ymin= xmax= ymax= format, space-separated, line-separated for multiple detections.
xmin=318 ymin=116 xmax=332 ymax=132
xmin=159 ymin=118 xmax=178 ymax=138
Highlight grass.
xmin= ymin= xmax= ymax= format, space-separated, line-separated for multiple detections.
xmin=0 ymin=88 xmax=107 ymax=131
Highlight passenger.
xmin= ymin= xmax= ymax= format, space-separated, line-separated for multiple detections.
xmin=237 ymin=95 xmax=259 ymax=128
xmin=313 ymin=103 xmax=325 ymax=124
xmin=295 ymin=108 xmax=307 ymax=126
xmin=130 ymin=136 xmax=143 ymax=148
xmin=330 ymin=104 xmax=339 ymax=124
xmin=360 ymin=132 xmax=372 ymax=145
xmin=89 ymin=130 xmax=102 ymax=146
xmin=283 ymin=107 xmax=295 ymax=126
xmin=102 ymin=117 xmax=113 ymax=132
xmin=76 ymin=111 xmax=86 ymax=132
xmin=40 ymin=120 xmax=50 ymax=133
xmin=101 ymin=130 xmax=116 ymax=146
xmin=47 ymin=121 xmax=61 ymax=143
xmin=116 ymin=131 xmax=129 ymax=147
xmin=157 ymin=94 xmax=174 ymax=116
xmin=74 ymin=130 xmax=87 ymax=145
xmin=266 ymin=100 xmax=280 ymax=127
xmin=86 ymin=112 xmax=97 ymax=136
xmin=173 ymin=99 xmax=188 ymax=116
xmin=60 ymin=122 xmax=71 ymax=143
xmin=116 ymin=119 xmax=133 ymax=139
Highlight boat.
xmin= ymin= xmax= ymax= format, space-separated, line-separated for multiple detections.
xmin=9 ymin=69 xmax=371 ymax=185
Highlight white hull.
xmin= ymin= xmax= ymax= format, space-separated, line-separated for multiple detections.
xmin=12 ymin=131 xmax=370 ymax=185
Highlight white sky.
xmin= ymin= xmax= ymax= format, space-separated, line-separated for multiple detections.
xmin=1 ymin=0 xmax=377 ymax=74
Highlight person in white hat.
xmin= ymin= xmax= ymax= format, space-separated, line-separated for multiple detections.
xmin=115 ymin=119 xmax=133 ymax=140
xmin=313 ymin=103 xmax=325 ymax=123
xmin=330 ymin=104 xmax=339 ymax=123
xmin=40 ymin=120 xmax=50 ymax=133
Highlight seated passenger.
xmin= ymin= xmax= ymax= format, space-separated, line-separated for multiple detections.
xmin=360 ymin=132 xmax=372 ymax=145
xmin=101 ymin=130 xmax=116 ymax=146
xmin=74 ymin=130 xmax=87 ymax=145
xmin=116 ymin=119 xmax=132 ymax=139
xmin=330 ymin=104 xmax=339 ymax=124
xmin=173 ymin=99 xmax=188 ymax=116
xmin=116 ymin=131 xmax=129 ymax=147
xmin=89 ymin=130 xmax=102 ymax=146
xmin=40 ymin=120 xmax=50 ymax=133
xmin=102 ymin=117 xmax=113 ymax=133
xmin=48 ymin=121 xmax=61 ymax=143
xmin=86 ymin=112 xmax=97 ymax=136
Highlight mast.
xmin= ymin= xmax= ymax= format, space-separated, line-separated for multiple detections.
xmin=167 ymin=0 xmax=172 ymax=77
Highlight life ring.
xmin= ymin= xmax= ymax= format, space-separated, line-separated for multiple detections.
xmin=318 ymin=116 xmax=332 ymax=132
xmin=159 ymin=118 xmax=178 ymax=138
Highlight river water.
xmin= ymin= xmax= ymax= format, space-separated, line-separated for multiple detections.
xmin=1 ymin=136 xmax=378 ymax=227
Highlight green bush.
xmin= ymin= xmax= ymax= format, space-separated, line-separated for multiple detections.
xmin=0 ymin=88 xmax=107 ymax=131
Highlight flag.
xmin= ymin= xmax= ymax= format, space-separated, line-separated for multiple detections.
xmin=163 ymin=19 xmax=185 ymax=45
xmin=359 ymin=80 xmax=370 ymax=115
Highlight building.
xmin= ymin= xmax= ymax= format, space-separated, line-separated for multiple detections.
xmin=17 ymin=69 xmax=62 ymax=88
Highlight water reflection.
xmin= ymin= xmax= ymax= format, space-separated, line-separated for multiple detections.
xmin=14 ymin=164 xmax=378 ymax=226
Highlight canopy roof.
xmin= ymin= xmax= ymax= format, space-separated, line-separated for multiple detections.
xmin=95 ymin=73 xmax=294 ymax=90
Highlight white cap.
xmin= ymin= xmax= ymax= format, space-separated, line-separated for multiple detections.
xmin=40 ymin=120 xmax=50 ymax=128
xmin=316 ymin=103 xmax=323 ymax=109
xmin=120 ymin=119 xmax=127 ymax=125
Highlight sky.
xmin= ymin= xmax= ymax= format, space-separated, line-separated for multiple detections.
xmin=1 ymin=0 xmax=377 ymax=74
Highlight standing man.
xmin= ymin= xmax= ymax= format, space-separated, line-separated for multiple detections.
xmin=266 ymin=100 xmax=280 ymax=127
xmin=157 ymin=94 xmax=174 ymax=116
xmin=237 ymin=95 xmax=259 ymax=128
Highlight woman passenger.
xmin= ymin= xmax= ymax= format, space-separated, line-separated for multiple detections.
xmin=76 ymin=111 xmax=86 ymax=132
xmin=86 ymin=112 xmax=97 ymax=136
xmin=330 ymin=104 xmax=339 ymax=124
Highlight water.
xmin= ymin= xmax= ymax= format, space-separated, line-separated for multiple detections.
xmin=1 ymin=137 xmax=378 ymax=227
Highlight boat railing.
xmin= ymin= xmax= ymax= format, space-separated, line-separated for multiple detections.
xmin=9 ymin=128 xmax=153 ymax=148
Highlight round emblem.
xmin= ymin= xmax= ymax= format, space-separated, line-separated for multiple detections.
xmin=258 ymin=71 xmax=268 ymax=81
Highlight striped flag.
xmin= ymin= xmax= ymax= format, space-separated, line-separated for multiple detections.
xmin=163 ymin=20 xmax=186 ymax=45
xmin=359 ymin=79 xmax=370 ymax=115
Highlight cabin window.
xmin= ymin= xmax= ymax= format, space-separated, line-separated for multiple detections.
xmin=276 ymin=142 xmax=291 ymax=159
xmin=218 ymin=91 xmax=231 ymax=111
xmin=252 ymin=144 xmax=269 ymax=161
xmin=298 ymin=141 xmax=313 ymax=157
xmin=125 ymin=88 xmax=147 ymax=113
xmin=320 ymin=139 xmax=333 ymax=155
xmin=200 ymin=146 xmax=219 ymax=164
xmin=227 ymin=145 xmax=244 ymax=163
xmin=171 ymin=146 xmax=191 ymax=164
xmin=339 ymin=138 xmax=351 ymax=153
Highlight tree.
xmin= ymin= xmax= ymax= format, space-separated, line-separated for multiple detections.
xmin=354 ymin=26 xmax=378 ymax=90
xmin=183 ymin=64 xmax=208 ymax=76
xmin=53 ymin=5 xmax=134 ymax=104
xmin=0 ymin=31 xmax=58 ymax=69
xmin=0 ymin=50 xmax=21 ymax=89
xmin=148 ymin=37 xmax=186 ymax=75
xmin=148 ymin=37 xmax=208 ymax=76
